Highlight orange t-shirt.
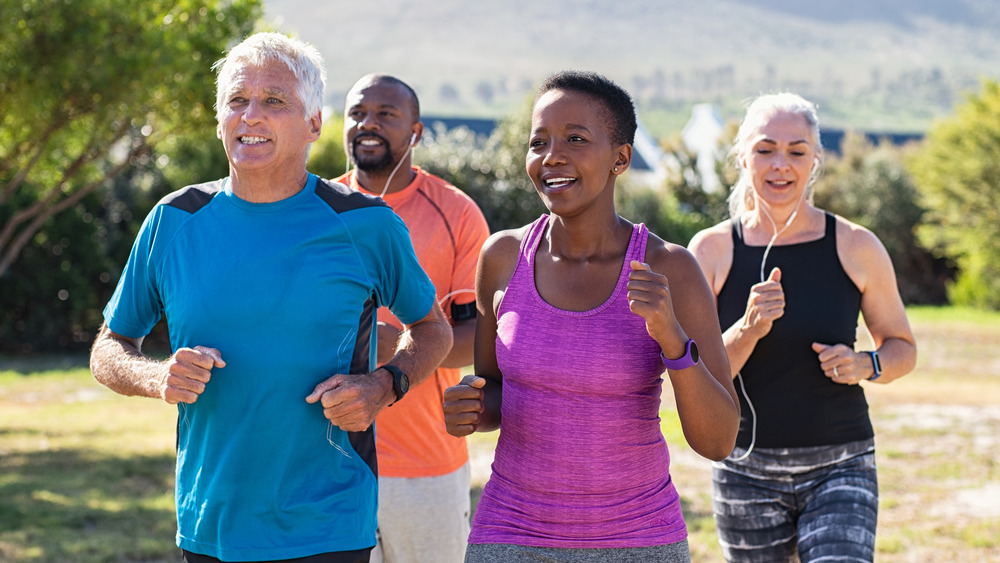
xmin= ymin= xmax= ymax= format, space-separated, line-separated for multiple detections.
xmin=335 ymin=167 xmax=490 ymax=477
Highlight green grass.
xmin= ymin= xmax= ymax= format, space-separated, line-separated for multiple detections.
xmin=905 ymin=304 xmax=1000 ymax=326
xmin=2 ymin=304 xmax=999 ymax=562
xmin=0 ymin=365 xmax=180 ymax=562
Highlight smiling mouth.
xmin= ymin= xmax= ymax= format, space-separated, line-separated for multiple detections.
xmin=544 ymin=177 xmax=576 ymax=189
xmin=354 ymin=135 xmax=387 ymax=150
xmin=240 ymin=136 xmax=269 ymax=145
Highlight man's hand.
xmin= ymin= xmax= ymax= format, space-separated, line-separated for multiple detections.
xmin=161 ymin=346 xmax=225 ymax=404
xmin=305 ymin=369 xmax=394 ymax=432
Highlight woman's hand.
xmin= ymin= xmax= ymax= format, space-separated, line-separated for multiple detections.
xmin=443 ymin=375 xmax=487 ymax=437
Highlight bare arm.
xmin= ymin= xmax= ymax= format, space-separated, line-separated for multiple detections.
xmin=630 ymin=241 xmax=740 ymax=461
xmin=813 ymin=222 xmax=917 ymax=385
xmin=375 ymin=315 xmax=473 ymax=369
xmin=90 ymin=322 xmax=225 ymax=404
xmin=440 ymin=316 xmax=476 ymax=369
xmin=307 ymin=301 xmax=453 ymax=431
xmin=443 ymin=231 xmax=518 ymax=436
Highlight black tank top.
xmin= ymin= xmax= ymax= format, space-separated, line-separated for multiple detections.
xmin=717 ymin=212 xmax=873 ymax=448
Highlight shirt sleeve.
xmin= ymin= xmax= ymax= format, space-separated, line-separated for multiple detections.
xmin=367 ymin=208 xmax=437 ymax=326
xmin=447 ymin=199 xmax=490 ymax=309
xmin=103 ymin=205 xmax=168 ymax=339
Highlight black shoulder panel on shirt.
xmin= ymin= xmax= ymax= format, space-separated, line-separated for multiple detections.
xmin=160 ymin=180 xmax=225 ymax=214
xmin=314 ymin=178 xmax=389 ymax=214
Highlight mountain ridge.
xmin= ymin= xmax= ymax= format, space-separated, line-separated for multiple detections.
xmin=262 ymin=0 xmax=1000 ymax=134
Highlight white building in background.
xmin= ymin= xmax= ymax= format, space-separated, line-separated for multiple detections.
xmin=629 ymin=124 xmax=669 ymax=188
xmin=680 ymin=103 xmax=725 ymax=192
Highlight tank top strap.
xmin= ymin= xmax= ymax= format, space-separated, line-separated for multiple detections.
xmin=822 ymin=211 xmax=837 ymax=247
xmin=730 ymin=216 xmax=745 ymax=248
xmin=626 ymin=222 xmax=649 ymax=264
xmin=519 ymin=214 xmax=550 ymax=263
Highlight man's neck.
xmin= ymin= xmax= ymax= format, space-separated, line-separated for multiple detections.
xmin=354 ymin=162 xmax=416 ymax=196
xmin=230 ymin=168 xmax=309 ymax=203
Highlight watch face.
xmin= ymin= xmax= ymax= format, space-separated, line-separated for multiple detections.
xmin=689 ymin=341 xmax=699 ymax=363
xmin=398 ymin=372 xmax=409 ymax=394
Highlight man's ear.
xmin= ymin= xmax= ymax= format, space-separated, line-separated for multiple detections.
xmin=308 ymin=112 xmax=323 ymax=141
xmin=410 ymin=121 xmax=425 ymax=146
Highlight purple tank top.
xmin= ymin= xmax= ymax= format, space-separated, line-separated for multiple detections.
xmin=468 ymin=215 xmax=687 ymax=548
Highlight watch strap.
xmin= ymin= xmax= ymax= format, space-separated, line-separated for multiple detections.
xmin=867 ymin=351 xmax=882 ymax=381
xmin=661 ymin=338 xmax=699 ymax=370
xmin=381 ymin=364 xmax=409 ymax=404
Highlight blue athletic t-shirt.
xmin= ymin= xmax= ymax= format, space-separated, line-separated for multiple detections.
xmin=103 ymin=174 xmax=436 ymax=561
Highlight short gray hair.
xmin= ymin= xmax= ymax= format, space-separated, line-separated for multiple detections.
xmin=213 ymin=32 xmax=326 ymax=124
xmin=727 ymin=92 xmax=823 ymax=219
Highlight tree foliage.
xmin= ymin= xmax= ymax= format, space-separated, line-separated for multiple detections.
xmin=0 ymin=0 xmax=261 ymax=278
xmin=906 ymin=80 xmax=1000 ymax=309
xmin=814 ymin=132 xmax=952 ymax=304
xmin=0 ymin=0 xmax=260 ymax=352
xmin=414 ymin=99 xmax=547 ymax=232
xmin=306 ymin=114 xmax=348 ymax=180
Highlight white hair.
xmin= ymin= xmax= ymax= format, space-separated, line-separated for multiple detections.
xmin=213 ymin=32 xmax=326 ymax=124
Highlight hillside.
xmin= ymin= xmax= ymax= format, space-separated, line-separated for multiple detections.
xmin=262 ymin=0 xmax=1000 ymax=135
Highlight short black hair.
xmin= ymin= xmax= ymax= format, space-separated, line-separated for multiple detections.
xmin=535 ymin=70 xmax=636 ymax=146
xmin=366 ymin=74 xmax=420 ymax=121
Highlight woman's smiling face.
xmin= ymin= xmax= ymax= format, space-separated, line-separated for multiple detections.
xmin=740 ymin=110 xmax=819 ymax=208
xmin=526 ymin=89 xmax=622 ymax=216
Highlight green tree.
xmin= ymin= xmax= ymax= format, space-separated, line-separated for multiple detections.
xmin=814 ymin=132 xmax=951 ymax=304
xmin=907 ymin=80 xmax=1000 ymax=309
xmin=0 ymin=0 xmax=260 ymax=352
xmin=415 ymin=102 xmax=546 ymax=232
xmin=0 ymin=0 xmax=261 ymax=278
xmin=306 ymin=114 xmax=348 ymax=180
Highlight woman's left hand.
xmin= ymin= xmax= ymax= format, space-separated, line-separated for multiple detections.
xmin=627 ymin=260 xmax=686 ymax=352
xmin=812 ymin=342 xmax=872 ymax=385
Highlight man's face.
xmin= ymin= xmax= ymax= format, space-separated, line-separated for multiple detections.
xmin=216 ymin=61 xmax=321 ymax=176
xmin=343 ymin=81 xmax=417 ymax=174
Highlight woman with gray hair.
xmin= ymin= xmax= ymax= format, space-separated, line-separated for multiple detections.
xmin=689 ymin=93 xmax=916 ymax=562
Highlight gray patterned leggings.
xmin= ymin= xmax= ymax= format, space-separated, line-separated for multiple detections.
xmin=711 ymin=439 xmax=878 ymax=563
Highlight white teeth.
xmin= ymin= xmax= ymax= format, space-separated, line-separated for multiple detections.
xmin=360 ymin=139 xmax=381 ymax=146
xmin=546 ymin=177 xmax=575 ymax=187
xmin=240 ymin=136 xmax=268 ymax=145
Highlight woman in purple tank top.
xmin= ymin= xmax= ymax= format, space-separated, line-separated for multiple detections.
xmin=443 ymin=71 xmax=740 ymax=563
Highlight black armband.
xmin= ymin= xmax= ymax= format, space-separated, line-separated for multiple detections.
xmin=450 ymin=301 xmax=477 ymax=322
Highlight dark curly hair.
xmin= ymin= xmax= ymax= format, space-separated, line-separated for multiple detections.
xmin=535 ymin=70 xmax=636 ymax=147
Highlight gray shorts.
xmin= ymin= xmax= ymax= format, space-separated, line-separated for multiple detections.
xmin=712 ymin=438 xmax=878 ymax=563
xmin=465 ymin=540 xmax=690 ymax=563
xmin=370 ymin=462 xmax=471 ymax=563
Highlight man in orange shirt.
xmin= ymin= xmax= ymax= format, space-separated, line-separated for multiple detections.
xmin=336 ymin=74 xmax=490 ymax=563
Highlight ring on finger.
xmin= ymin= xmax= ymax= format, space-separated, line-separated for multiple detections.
xmin=833 ymin=366 xmax=839 ymax=377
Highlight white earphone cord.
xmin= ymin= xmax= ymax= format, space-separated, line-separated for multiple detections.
xmin=731 ymin=188 xmax=808 ymax=462
xmin=345 ymin=133 xmax=418 ymax=198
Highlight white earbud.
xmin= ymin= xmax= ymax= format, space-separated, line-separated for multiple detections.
xmin=410 ymin=132 xmax=417 ymax=146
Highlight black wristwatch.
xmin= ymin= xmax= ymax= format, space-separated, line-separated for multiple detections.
xmin=381 ymin=364 xmax=409 ymax=405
